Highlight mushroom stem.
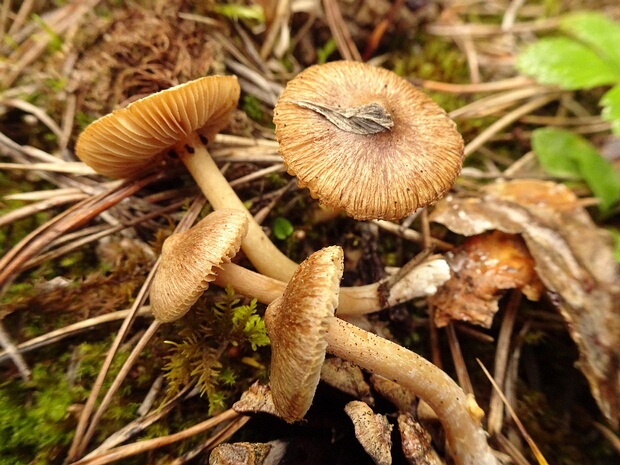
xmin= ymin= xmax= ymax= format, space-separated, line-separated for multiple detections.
xmin=175 ymin=133 xmax=298 ymax=282
xmin=213 ymin=257 xmax=449 ymax=315
xmin=324 ymin=317 xmax=497 ymax=465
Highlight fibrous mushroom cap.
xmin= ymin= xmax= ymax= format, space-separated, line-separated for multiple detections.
xmin=75 ymin=75 xmax=240 ymax=179
xmin=273 ymin=61 xmax=464 ymax=221
xmin=264 ymin=245 xmax=344 ymax=422
xmin=150 ymin=209 xmax=248 ymax=323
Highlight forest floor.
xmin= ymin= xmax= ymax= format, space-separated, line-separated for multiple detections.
xmin=1 ymin=1 xmax=620 ymax=464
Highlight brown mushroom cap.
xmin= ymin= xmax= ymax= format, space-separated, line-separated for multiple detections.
xmin=75 ymin=76 xmax=240 ymax=179
xmin=150 ymin=209 xmax=248 ymax=323
xmin=264 ymin=246 xmax=344 ymax=422
xmin=273 ymin=61 xmax=464 ymax=220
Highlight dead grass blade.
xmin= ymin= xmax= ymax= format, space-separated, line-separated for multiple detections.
xmin=68 ymin=196 xmax=206 ymax=460
xmin=0 ymin=307 xmax=152 ymax=364
xmin=0 ymin=170 xmax=168 ymax=296
xmin=322 ymin=0 xmax=362 ymax=61
xmin=487 ymin=290 xmax=522 ymax=435
xmin=71 ymin=409 xmax=243 ymax=465
xmin=477 ymin=359 xmax=549 ymax=465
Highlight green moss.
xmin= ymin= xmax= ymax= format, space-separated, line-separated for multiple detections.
xmin=162 ymin=287 xmax=270 ymax=416
xmin=241 ymin=94 xmax=270 ymax=125
xmin=0 ymin=335 xmax=144 ymax=464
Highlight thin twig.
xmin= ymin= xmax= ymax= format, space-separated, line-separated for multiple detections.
xmin=410 ymin=75 xmax=535 ymax=93
xmin=84 ymin=383 xmax=197 ymax=459
xmin=169 ymin=414 xmax=251 ymax=465
xmin=0 ymin=171 xmax=168 ymax=297
xmin=446 ymin=322 xmax=474 ymax=395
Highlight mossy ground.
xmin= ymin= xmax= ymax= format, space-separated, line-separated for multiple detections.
xmin=1 ymin=1 xmax=619 ymax=464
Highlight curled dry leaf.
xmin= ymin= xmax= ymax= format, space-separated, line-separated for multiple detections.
xmin=344 ymin=401 xmax=393 ymax=465
xmin=209 ymin=441 xmax=287 ymax=465
xmin=320 ymin=357 xmax=375 ymax=406
xmin=430 ymin=179 xmax=620 ymax=427
xmin=429 ymin=231 xmax=544 ymax=328
xmin=398 ymin=413 xmax=444 ymax=465
xmin=232 ymin=381 xmax=278 ymax=417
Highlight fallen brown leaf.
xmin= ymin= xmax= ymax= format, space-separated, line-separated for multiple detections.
xmin=429 ymin=230 xmax=544 ymax=328
xmin=430 ymin=179 xmax=620 ymax=428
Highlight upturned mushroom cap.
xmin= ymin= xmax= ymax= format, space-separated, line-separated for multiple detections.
xmin=273 ymin=61 xmax=464 ymax=221
xmin=150 ymin=209 xmax=248 ymax=323
xmin=75 ymin=75 xmax=240 ymax=178
xmin=264 ymin=246 xmax=344 ymax=422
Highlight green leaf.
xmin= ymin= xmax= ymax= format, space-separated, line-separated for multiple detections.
xmin=273 ymin=217 xmax=294 ymax=240
xmin=212 ymin=4 xmax=265 ymax=23
xmin=601 ymin=84 xmax=620 ymax=136
xmin=531 ymin=128 xmax=581 ymax=178
xmin=532 ymin=128 xmax=620 ymax=212
xmin=317 ymin=38 xmax=337 ymax=65
xmin=560 ymin=12 xmax=620 ymax=74
xmin=516 ymin=37 xmax=619 ymax=89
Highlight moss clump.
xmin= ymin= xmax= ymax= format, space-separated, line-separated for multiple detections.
xmin=0 ymin=334 xmax=146 ymax=465
xmin=162 ymin=286 xmax=270 ymax=415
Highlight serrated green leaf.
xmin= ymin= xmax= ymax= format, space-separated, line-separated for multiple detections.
xmin=560 ymin=12 xmax=620 ymax=74
xmin=273 ymin=216 xmax=294 ymax=240
xmin=516 ymin=37 xmax=619 ymax=89
xmin=532 ymin=128 xmax=620 ymax=212
xmin=601 ymin=84 xmax=620 ymax=136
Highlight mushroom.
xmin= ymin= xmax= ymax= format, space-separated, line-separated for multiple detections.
xmin=213 ymin=252 xmax=450 ymax=315
xmin=264 ymin=246 xmax=497 ymax=465
xmin=273 ymin=61 xmax=465 ymax=221
xmin=150 ymin=208 xmax=248 ymax=322
xmin=150 ymin=209 xmax=448 ymax=320
xmin=75 ymin=75 xmax=297 ymax=282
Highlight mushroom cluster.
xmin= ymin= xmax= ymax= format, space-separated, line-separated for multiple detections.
xmin=75 ymin=64 xmax=474 ymax=463
xmin=265 ymin=246 xmax=497 ymax=465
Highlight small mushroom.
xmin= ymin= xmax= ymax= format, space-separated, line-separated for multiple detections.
xmin=273 ymin=61 xmax=464 ymax=221
xmin=150 ymin=209 xmax=248 ymax=322
xmin=264 ymin=246 xmax=497 ymax=465
xmin=75 ymin=76 xmax=298 ymax=282
xmin=150 ymin=207 xmax=448 ymax=318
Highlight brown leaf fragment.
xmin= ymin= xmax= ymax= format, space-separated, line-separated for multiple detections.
xmin=344 ymin=401 xmax=393 ymax=465
xmin=232 ymin=381 xmax=278 ymax=416
xmin=320 ymin=357 xmax=375 ymax=406
xmin=429 ymin=231 xmax=544 ymax=328
xmin=397 ymin=413 xmax=444 ymax=465
xmin=430 ymin=180 xmax=620 ymax=427
xmin=209 ymin=441 xmax=286 ymax=465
